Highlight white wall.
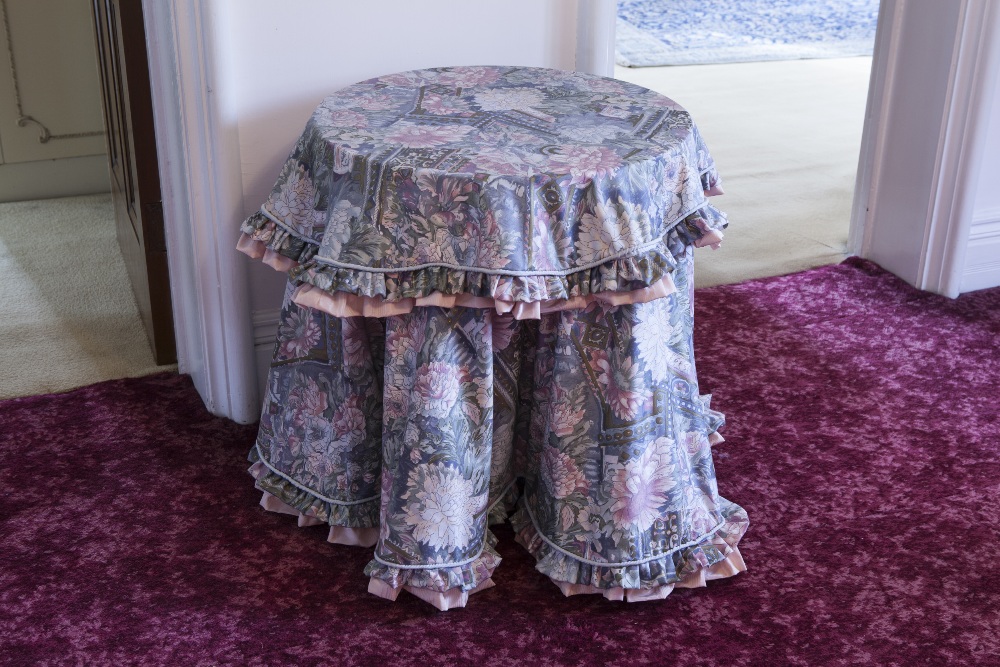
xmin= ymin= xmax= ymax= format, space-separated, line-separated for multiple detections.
xmin=209 ymin=0 xmax=600 ymax=394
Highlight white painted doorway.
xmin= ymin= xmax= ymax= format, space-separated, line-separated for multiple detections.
xmin=145 ymin=0 xmax=1000 ymax=423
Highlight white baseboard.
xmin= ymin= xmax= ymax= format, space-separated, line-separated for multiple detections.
xmin=0 ymin=156 xmax=109 ymax=202
xmin=961 ymin=209 xmax=1000 ymax=293
xmin=252 ymin=308 xmax=281 ymax=400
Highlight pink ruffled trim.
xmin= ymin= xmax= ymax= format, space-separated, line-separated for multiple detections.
xmin=291 ymin=275 xmax=677 ymax=320
xmin=237 ymin=233 xmax=299 ymax=272
xmin=258 ymin=491 xmax=379 ymax=548
xmin=554 ymin=547 xmax=746 ymax=602
xmin=367 ymin=576 xmax=497 ymax=611
xmin=693 ymin=228 xmax=725 ymax=250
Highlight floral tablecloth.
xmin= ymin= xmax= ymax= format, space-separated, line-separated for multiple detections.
xmin=239 ymin=66 xmax=748 ymax=610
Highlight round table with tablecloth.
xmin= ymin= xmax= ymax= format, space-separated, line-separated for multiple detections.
xmin=237 ymin=65 xmax=748 ymax=610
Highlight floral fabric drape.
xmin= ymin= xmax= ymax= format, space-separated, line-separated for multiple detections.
xmin=241 ymin=66 xmax=747 ymax=609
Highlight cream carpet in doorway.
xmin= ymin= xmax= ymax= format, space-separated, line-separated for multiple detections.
xmin=0 ymin=194 xmax=174 ymax=399
xmin=617 ymin=57 xmax=872 ymax=287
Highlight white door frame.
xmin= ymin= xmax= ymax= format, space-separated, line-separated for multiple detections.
xmin=143 ymin=0 xmax=259 ymax=423
xmin=849 ymin=0 xmax=1000 ymax=298
xmin=144 ymin=0 xmax=997 ymax=422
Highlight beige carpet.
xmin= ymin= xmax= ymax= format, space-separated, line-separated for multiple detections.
xmin=0 ymin=194 xmax=174 ymax=399
xmin=616 ymin=57 xmax=873 ymax=287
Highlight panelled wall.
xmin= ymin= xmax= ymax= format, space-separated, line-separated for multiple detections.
xmin=0 ymin=0 xmax=108 ymax=201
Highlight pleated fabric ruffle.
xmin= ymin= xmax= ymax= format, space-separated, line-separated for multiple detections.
xmin=510 ymin=498 xmax=749 ymax=601
xmin=237 ymin=202 xmax=728 ymax=320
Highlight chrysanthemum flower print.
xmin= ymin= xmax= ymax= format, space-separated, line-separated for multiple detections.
xmin=421 ymin=92 xmax=473 ymax=117
xmin=413 ymin=361 xmax=461 ymax=419
xmin=575 ymin=196 xmax=641 ymax=262
xmin=549 ymin=384 xmax=587 ymax=437
xmin=608 ymin=436 xmax=677 ymax=532
xmin=384 ymin=122 xmax=473 ymax=148
xmin=595 ymin=354 xmax=647 ymax=420
xmin=286 ymin=375 xmax=328 ymax=425
xmin=434 ymin=66 xmax=502 ymax=88
xmin=403 ymin=463 xmax=481 ymax=551
xmin=340 ymin=319 xmax=372 ymax=375
xmin=315 ymin=108 xmax=369 ymax=129
xmin=271 ymin=168 xmax=323 ymax=235
xmin=632 ymin=299 xmax=675 ymax=383
xmin=473 ymin=87 xmax=545 ymax=112
xmin=382 ymin=363 xmax=412 ymax=421
xmin=540 ymin=446 xmax=589 ymax=500
xmin=544 ymin=146 xmax=623 ymax=185
xmin=491 ymin=313 xmax=519 ymax=350
xmin=463 ymin=150 xmax=525 ymax=176
xmin=577 ymin=498 xmax=611 ymax=538
xmin=561 ymin=123 xmax=625 ymax=145
xmin=532 ymin=208 xmax=573 ymax=271
xmin=277 ymin=309 xmax=322 ymax=360
xmin=331 ymin=396 xmax=366 ymax=449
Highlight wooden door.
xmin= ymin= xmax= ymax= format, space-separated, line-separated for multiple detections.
xmin=91 ymin=0 xmax=175 ymax=364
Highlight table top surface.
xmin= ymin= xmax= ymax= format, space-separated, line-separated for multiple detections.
xmin=310 ymin=66 xmax=697 ymax=182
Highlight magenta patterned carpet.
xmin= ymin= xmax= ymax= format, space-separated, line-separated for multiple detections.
xmin=2 ymin=258 xmax=998 ymax=666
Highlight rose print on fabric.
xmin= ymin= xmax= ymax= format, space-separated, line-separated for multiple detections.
xmin=403 ymin=463 xmax=481 ymax=551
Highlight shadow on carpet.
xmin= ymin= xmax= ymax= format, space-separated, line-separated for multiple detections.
xmin=1 ymin=258 xmax=997 ymax=665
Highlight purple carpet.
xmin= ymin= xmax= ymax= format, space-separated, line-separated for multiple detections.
xmin=2 ymin=258 xmax=998 ymax=665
